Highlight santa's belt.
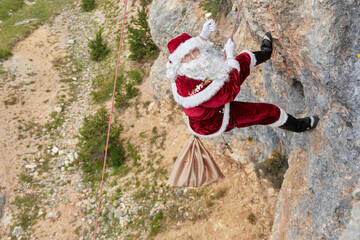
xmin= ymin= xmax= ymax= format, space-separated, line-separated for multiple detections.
xmin=188 ymin=78 xmax=212 ymax=96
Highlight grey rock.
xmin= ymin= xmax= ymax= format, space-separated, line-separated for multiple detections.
xmin=352 ymin=188 xmax=360 ymax=201
xmin=14 ymin=18 xmax=39 ymax=26
xmin=114 ymin=207 xmax=124 ymax=219
xmin=54 ymin=106 xmax=62 ymax=113
xmin=56 ymin=156 xmax=66 ymax=168
xmin=45 ymin=211 xmax=60 ymax=220
xmin=101 ymin=208 xmax=108 ymax=216
xmin=122 ymin=215 xmax=131 ymax=223
xmin=51 ymin=146 xmax=59 ymax=154
xmin=107 ymin=212 xmax=113 ymax=220
xmin=24 ymin=0 xmax=36 ymax=6
xmin=25 ymin=164 xmax=37 ymax=169
xmin=12 ymin=226 xmax=23 ymax=236
xmin=340 ymin=185 xmax=360 ymax=240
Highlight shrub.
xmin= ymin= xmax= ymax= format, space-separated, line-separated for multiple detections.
xmin=200 ymin=0 xmax=221 ymax=18
xmin=247 ymin=212 xmax=257 ymax=225
xmin=127 ymin=6 xmax=159 ymax=62
xmin=81 ymin=0 xmax=96 ymax=12
xmin=0 ymin=48 xmax=12 ymax=61
xmin=20 ymin=173 xmax=33 ymax=183
xmin=115 ymin=68 xmax=144 ymax=109
xmin=127 ymin=142 xmax=141 ymax=166
xmin=127 ymin=68 xmax=145 ymax=85
xmin=13 ymin=193 xmax=39 ymax=230
xmin=4 ymin=96 xmax=17 ymax=105
xmin=255 ymin=150 xmax=288 ymax=190
xmin=150 ymin=210 xmax=163 ymax=235
xmin=88 ymin=29 xmax=110 ymax=62
xmin=140 ymin=0 xmax=152 ymax=6
xmin=92 ymin=73 xmax=125 ymax=103
xmin=77 ymin=107 xmax=126 ymax=178
xmin=92 ymin=67 xmax=144 ymax=106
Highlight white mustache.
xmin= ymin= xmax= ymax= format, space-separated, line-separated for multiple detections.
xmin=177 ymin=51 xmax=232 ymax=82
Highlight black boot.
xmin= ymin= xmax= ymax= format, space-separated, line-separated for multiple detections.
xmin=254 ymin=32 xmax=273 ymax=66
xmin=279 ymin=114 xmax=319 ymax=132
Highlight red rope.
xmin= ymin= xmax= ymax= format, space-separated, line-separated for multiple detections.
xmin=231 ymin=0 xmax=244 ymax=39
xmin=93 ymin=0 xmax=128 ymax=239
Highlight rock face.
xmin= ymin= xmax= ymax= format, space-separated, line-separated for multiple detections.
xmin=339 ymin=181 xmax=360 ymax=240
xmin=149 ymin=0 xmax=360 ymax=239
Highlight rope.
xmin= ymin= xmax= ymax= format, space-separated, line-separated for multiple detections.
xmin=93 ymin=0 xmax=128 ymax=239
xmin=91 ymin=0 xmax=242 ymax=237
xmin=231 ymin=0 xmax=244 ymax=39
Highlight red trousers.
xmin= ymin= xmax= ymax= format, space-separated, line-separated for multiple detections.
xmin=226 ymin=101 xmax=281 ymax=131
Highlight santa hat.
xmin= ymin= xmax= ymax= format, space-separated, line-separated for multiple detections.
xmin=167 ymin=33 xmax=213 ymax=65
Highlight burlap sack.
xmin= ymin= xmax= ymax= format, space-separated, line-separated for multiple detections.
xmin=167 ymin=135 xmax=224 ymax=187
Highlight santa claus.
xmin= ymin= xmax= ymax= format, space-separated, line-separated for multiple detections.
xmin=166 ymin=19 xmax=319 ymax=138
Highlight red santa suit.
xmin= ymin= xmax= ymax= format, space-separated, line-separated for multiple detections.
xmin=166 ymin=33 xmax=288 ymax=138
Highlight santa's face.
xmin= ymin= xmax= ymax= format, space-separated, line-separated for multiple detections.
xmin=181 ymin=48 xmax=200 ymax=63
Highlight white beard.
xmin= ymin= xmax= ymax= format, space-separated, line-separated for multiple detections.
xmin=176 ymin=51 xmax=232 ymax=82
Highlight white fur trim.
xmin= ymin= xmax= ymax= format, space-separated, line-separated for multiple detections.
xmin=240 ymin=50 xmax=257 ymax=68
xmin=187 ymin=103 xmax=231 ymax=138
xmin=268 ymin=107 xmax=288 ymax=127
xmin=225 ymin=58 xmax=240 ymax=72
xmin=310 ymin=116 xmax=315 ymax=127
xmin=166 ymin=61 xmax=179 ymax=82
xmin=168 ymin=37 xmax=213 ymax=65
xmin=264 ymin=35 xmax=271 ymax=41
xmin=171 ymin=80 xmax=225 ymax=108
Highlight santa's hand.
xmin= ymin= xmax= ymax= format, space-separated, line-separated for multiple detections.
xmin=223 ymin=38 xmax=234 ymax=59
xmin=200 ymin=19 xmax=216 ymax=40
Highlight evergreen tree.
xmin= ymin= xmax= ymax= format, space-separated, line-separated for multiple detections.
xmin=77 ymin=107 xmax=126 ymax=176
xmin=88 ymin=29 xmax=110 ymax=62
xmin=140 ymin=0 xmax=152 ymax=6
xmin=127 ymin=6 xmax=159 ymax=62
xmin=81 ymin=0 xmax=96 ymax=12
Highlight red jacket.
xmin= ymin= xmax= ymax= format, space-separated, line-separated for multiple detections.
xmin=171 ymin=51 xmax=256 ymax=138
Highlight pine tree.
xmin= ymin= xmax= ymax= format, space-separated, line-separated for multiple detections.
xmin=127 ymin=6 xmax=159 ymax=62
xmin=88 ymin=29 xmax=110 ymax=62
xmin=140 ymin=0 xmax=152 ymax=6
xmin=77 ymin=107 xmax=126 ymax=177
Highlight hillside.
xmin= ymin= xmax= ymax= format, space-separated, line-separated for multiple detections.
xmin=0 ymin=1 xmax=276 ymax=239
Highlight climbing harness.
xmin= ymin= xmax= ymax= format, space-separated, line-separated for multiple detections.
xmin=93 ymin=0 xmax=128 ymax=239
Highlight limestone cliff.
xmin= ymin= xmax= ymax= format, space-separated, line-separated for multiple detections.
xmin=148 ymin=0 xmax=360 ymax=239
